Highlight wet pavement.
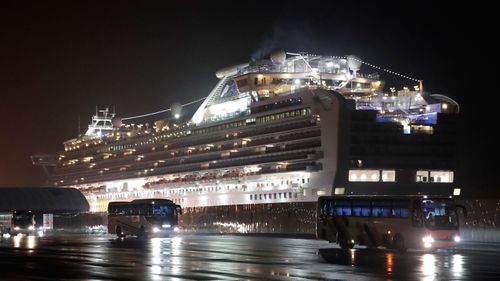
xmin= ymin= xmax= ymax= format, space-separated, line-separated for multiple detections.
xmin=1 ymin=233 xmax=499 ymax=280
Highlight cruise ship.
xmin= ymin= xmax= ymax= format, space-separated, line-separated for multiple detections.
xmin=32 ymin=51 xmax=460 ymax=233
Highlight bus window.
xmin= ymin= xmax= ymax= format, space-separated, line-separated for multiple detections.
xmin=372 ymin=200 xmax=391 ymax=217
xmin=392 ymin=200 xmax=409 ymax=218
xmin=319 ymin=199 xmax=333 ymax=216
xmin=352 ymin=200 xmax=371 ymax=217
xmin=335 ymin=200 xmax=351 ymax=216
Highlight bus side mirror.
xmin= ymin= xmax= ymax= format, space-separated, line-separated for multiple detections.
xmin=456 ymin=204 xmax=467 ymax=218
xmin=176 ymin=205 xmax=183 ymax=215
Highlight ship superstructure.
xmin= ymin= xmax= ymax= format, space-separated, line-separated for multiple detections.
xmin=32 ymin=51 xmax=459 ymax=233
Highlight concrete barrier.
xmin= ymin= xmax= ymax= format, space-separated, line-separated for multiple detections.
xmin=460 ymin=228 xmax=500 ymax=243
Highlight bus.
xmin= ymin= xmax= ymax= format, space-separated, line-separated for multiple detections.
xmin=317 ymin=195 xmax=467 ymax=251
xmin=10 ymin=210 xmax=36 ymax=235
xmin=108 ymin=199 xmax=182 ymax=238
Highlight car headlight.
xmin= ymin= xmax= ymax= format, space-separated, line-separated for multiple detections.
xmin=14 ymin=227 xmax=20 ymax=231
xmin=174 ymin=227 xmax=180 ymax=232
xmin=454 ymin=235 xmax=461 ymax=243
xmin=153 ymin=227 xmax=160 ymax=233
xmin=28 ymin=226 xmax=34 ymax=230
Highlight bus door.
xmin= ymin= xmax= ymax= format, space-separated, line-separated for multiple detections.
xmin=317 ymin=197 xmax=352 ymax=247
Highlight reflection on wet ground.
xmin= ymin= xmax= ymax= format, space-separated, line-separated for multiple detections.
xmin=1 ymin=233 xmax=499 ymax=280
xmin=318 ymin=247 xmax=477 ymax=280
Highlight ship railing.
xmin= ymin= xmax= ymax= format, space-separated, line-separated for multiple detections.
xmin=53 ymin=119 xmax=319 ymax=177
xmin=92 ymin=168 xmax=313 ymax=200
xmin=197 ymin=109 xmax=251 ymax=126
xmin=53 ymin=145 xmax=316 ymax=185
xmin=56 ymin=145 xmax=320 ymax=185
xmin=56 ymin=118 xmax=315 ymax=176
xmin=52 ymin=141 xmax=320 ymax=185
xmin=157 ymin=180 xmax=302 ymax=196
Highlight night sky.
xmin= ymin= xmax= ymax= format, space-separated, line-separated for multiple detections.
xmin=0 ymin=1 xmax=494 ymax=197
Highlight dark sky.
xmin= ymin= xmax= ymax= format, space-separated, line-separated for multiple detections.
xmin=0 ymin=1 xmax=494 ymax=197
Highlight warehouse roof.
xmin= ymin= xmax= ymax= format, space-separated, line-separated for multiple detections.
xmin=0 ymin=187 xmax=89 ymax=213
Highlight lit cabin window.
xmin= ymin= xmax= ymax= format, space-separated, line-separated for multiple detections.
xmin=411 ymin=125 xmax=434 ymax=135
xmin=381 ymin=170 xmax=396 ymax=182
xmin=429 ymin=171 xmax=454 ymax=183
xmin=416 ymin=170 xmax=429 ymax=182
xmin=416 ymin=170 xmax=454 ymax=183
xmin=349 ymin=170 xmax=379 ymax=182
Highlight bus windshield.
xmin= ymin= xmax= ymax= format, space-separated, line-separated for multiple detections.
xmin=12 ymin=211 xmax=34 ymax=226
xmin=422 ymin=199 xmax=458 ymax=230
xmin=147 ymin=204 xmax=176 ymax=224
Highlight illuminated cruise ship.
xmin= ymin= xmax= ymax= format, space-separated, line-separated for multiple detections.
xmin=32 ymin=51 xmax=460 ymax=233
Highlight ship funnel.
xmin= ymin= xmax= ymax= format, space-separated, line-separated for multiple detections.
xmin=111 ymin=116 xmax=122 ymax=128
xmin=270 ymin=50 xmax=286 ymax=65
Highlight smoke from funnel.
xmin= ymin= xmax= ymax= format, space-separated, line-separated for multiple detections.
xmin=171 ymin=103 xmax=182 ymax=119
xmin=251 ymin=23 xmax=317 ymax=61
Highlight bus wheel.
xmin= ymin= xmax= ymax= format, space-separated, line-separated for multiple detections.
xmin=382 ymin=234 xmax=392 ymax=248
xmin=338 ymin=236 xmax=355 ymax=249
xmin=116 ymin=226 xmax=124 ymax=238
xmin=339 ymin=240 xmax=355 ymax=249
xmin=392 ymin=234 xmax=406 ymax=252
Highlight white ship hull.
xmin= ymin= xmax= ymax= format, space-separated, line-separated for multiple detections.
xmin=32 ymin=52 xmax=460 ymax=233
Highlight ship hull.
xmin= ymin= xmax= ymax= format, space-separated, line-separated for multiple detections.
xmin=180 ymin=202 xmax=316 ymax=234
xmin=81 ymin=202 xmax=318 ymax=235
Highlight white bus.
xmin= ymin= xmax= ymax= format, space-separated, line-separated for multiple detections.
xmin=317 ymin=195 xmax=466 ymax=251
xmin=108 ymin=199 xmax=182 ymax=238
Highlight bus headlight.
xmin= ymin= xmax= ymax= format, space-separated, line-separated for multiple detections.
xmin=174 ymin=227 xmax=179 ymax=232
xmin=14 ymin=227 xmax=20 ymax=231
xmin=153 ymin=227 xmax=160 ymax=233
xmin=28 ymin=226 xmax=34 ymax=231
xmin=422 ymin=236 xmax=434 ymax=243
xmin=422 ymin=236 xmax=434 ymax=248
xmin=454 ymin=235 xmax=461 ymax=243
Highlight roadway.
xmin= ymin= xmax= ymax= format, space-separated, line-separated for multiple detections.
xmin=1 ymin=233 xmax=499 ymax=280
